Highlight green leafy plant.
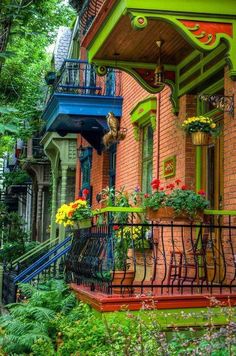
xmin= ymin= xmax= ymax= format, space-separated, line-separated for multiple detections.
xmin=143 ymin=179 xmax=209 ymax=219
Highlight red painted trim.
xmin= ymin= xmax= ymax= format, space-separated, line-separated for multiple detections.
xmin=180 ymin=20 xmax=233 ymax=46
xmin=81 ymin=0 xmax=119 ymax=49
xmin=70 ymin=283 xmax=236 ymax=313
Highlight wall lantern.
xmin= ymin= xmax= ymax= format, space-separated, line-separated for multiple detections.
xmin=154 ymin=40 xmax=165 ymax=86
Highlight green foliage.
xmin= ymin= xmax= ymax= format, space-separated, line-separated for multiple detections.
xmin=3 ymin=168 xmax=30 ymax=187
xmin=0 ymin=203 xmax=38 ymax=263
xmin=0 ymin=0 xmax=75 ymax=157
xmin=1 ymin=279 xmax=236 ymax=355
xmin=143 ymin=179 xmax=209 ymax=219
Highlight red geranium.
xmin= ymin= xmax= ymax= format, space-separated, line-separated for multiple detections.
xmin=167 ymin=183 xmax=175 ymax=190
xmin=198 ymin=189 xmax=206 ymax=196
xmin=113 ymin=225 xmax=119 ymax=231
xmin=181 ymin=185 xmax=188 ymax=190
xmin=144 ymin=193 xmax=150 ymax=198
xmin=151 ymin=178 xmax=160 ymax=190
xmin=83 ymin=188 xmax=89 ymax=195
xmin=175 ymin=179 xmax=181 ymax=185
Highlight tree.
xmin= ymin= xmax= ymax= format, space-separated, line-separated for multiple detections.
xmin=0 ymin=0 xmax=75 ymax=156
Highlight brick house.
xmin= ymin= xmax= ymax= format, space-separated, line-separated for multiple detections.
xmin=42 ymin=0 xmax=236 ymax=311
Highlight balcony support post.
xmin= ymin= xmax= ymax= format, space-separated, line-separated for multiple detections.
xmin=36 ymin=184 xmax=43 ymax=242
xmin=50 ymin=171 xmax=58 ymax=241
xmin=59 ymin=165 xmax=68 ymax=241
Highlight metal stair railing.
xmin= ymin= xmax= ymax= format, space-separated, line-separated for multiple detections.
xmin=12 ymin=237 xmax=59 ymax=268
xmin=20 ymin=244 xmax=72 ymax=283
xmin=14 ymin=236 xmax=72 ymax=283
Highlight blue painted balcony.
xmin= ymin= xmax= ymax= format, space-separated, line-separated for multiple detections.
xmin=42 ymin=59 xmax=123 ymax=152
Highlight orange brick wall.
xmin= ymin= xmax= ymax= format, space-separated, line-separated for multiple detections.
xmin=224 ymin=67 xmax=236 ymax=210
xmin=115 ymin=72 xmax=196 ymax=193
xmin=76 ymin=67 xmax=236 ymax=211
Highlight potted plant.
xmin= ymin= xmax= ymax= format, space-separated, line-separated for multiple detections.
xmin=143 ymin=179 xmax=209 ymax=221
xmin=181 ymin=116 xmax=219 ymax=145
xmin=56 ymin=189 xmax=92 ymax=229
xmin=111 ymin=225 xmax=146 ymax=289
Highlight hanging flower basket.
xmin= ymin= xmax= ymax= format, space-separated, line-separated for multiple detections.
xmin=77 ymin=218 xmax=92 ymax=229
xmin=191 ymin=131 xmax=210 ymax=146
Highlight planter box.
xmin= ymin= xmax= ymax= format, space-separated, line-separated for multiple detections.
xmin=78 ymin=219 xmax=92 ymax=229
xmin=146 ymin=207 xmax=204 ymax=222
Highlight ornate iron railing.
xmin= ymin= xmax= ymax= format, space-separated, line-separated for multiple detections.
xmin=51 ymin=59 xmax=121 ymax=98
xmin=66 ymin=208 xmax=236 ymax=296
xmin=70 ymin=0 xmax=104 ymax=38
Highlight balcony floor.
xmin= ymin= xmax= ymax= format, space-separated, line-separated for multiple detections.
xmin=70 ymin=283 xmax=236 ymax=312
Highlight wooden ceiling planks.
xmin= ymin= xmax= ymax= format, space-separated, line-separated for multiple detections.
xmin=95 ymin=16 xmax=193 ymax=65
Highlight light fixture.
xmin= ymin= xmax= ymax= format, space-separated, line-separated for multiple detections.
xmin=154 ymin=40 xmax=164 ymax=85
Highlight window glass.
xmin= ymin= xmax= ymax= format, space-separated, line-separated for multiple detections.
xmin=142 ymin=125 xmax=153 ymax=194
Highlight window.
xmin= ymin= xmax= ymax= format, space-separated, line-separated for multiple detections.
xmin=142 ymin=124 xmax=153 ymax=194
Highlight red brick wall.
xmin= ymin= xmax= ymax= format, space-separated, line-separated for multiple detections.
xmin=224 ymin=67 xmax=236 ymax=210
xmin=115 ymin=73 xmax=196 ymax=194
xmin=75 ymin=72 xmax=198 ymax=206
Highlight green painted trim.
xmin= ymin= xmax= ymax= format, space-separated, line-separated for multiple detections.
xmin=12 ymin=237 xmax=59 ymax=267
xmin=178 ymin=44 xmax=226 ymax=85
xmin=116 ymin=64 xmax=166 ymax=94
xmin=126 ymin=0 xmax=236 ymax=17
xmin=129 ymin=11 xmax=234 ymax=53
xmin=93 ymin=207 xmax=236 ymax=216
xmin=130 ymin=96 xmax=157 ymax=140
xmin=87 ymin=1 xmax=127 ymax=62
xmin=179 ymin=59 xmax=225 ymax=97
xmin=195 ymin=147 xmax=202 ymax=192
xmin=93 ymin=59 xmax=176 ymax=72
xmin=93 ymin=207 xmax=145 ymax=215
xmin=204 ymin=209 xmax=236 ymax=215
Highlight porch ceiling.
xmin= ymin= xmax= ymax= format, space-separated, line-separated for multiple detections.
xmin=95 ymin=16 xmax=193 ymax=65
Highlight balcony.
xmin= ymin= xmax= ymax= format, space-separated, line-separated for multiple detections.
xmin=22 ymin=137 xmax=47 ymax=162
xmin=68 ymin=208 xmax=236 ymax=311
xmin=42 ymin=59 xmax=123 ymax=152
xmin=69 ymin=0 xmax=104 ymax=39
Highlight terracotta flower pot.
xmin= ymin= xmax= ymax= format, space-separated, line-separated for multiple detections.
xmin=111 ymin=270 xmax=135 ymax=294
xmin=191 ymin=131 xmax=210 ymax=146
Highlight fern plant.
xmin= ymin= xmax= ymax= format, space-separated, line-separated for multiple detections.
xmin=0 ymin=280 xmax=77 ymax=354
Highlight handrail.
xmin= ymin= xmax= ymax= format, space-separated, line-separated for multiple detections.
xmin=12 ymin=237 xmax=59 ymax=267
xmin=21 ymin=245 xmax=72 ymax=284
xmin=14 ymin=236 xmax=71 ymax=283
xmin=92 ymin=207 xmax=145 ymax=215
xmin=92 ymin=207 xmax=236 ymax=216
xmin=204 ymin=209 xmax=236 ymax=215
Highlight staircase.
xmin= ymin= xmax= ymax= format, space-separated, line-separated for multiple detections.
xmin=2 ymin=236 xmax=72 ymax=304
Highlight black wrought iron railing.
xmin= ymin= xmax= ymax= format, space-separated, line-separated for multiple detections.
xmin=66 ymin=209 xmax=236 ymax=296
xmin=50 ymin=59 xmax=121 ymax=99
xmin=70 ymin=0 xmax=104 ymax=38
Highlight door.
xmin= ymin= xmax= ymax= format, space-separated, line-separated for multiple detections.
xmin=202 ymin=112 xmax=224 ymax=283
